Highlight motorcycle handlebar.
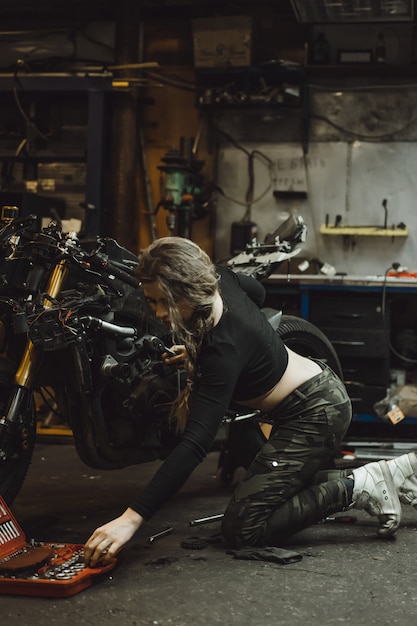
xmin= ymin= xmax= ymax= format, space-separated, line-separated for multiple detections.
xmin=0 ymin=215 xmax=141 ymax=289
xmin=104 ymin=261 xmax=140 ymax=288
xmin=0 ymin=214 xmax=37 ymax=248
xmin=87 ymin=252 xmax=140 ymax=288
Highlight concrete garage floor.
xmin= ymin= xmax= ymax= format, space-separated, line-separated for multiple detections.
xmin=2 ymin=440 xmax=417 ymax=626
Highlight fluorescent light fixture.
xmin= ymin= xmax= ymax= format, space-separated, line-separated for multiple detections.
xmin=290 ymin=0 xmax=414 ymax=22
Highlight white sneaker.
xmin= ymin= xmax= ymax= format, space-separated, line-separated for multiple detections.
xmin=351 ymin=460 xmax=401 ymax=538
xmin=387 ymin=452 xmax=417 ymax=507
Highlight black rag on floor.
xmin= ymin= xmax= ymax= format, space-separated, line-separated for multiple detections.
xmin=226 ymin=546 xmax=302 ymax=565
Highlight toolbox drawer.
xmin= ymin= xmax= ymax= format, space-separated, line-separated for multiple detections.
xmin=345 ymin=382 xmax=386 ymax=416
xmin=320 ymin=327 xmax=389 ymax=358
xmin=310 ymin=296 xmax=389 ymax=330
xmin=340 ymin=355 xmax=390 ymax=387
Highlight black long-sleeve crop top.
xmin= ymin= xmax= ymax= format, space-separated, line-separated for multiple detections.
xmin=129 ymin=265 xmax=288 ymax=519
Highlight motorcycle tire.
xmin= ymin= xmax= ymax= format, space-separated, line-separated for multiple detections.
xmin=277 ymin=314 xmax=343 ymax=379
xmin=0 ymin=361 xmax=37 ymax=505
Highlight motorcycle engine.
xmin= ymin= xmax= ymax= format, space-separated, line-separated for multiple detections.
xmin=96 ymin=331 xmax=181 ymax=456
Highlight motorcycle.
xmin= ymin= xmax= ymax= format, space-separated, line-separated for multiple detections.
xmin=0 ymin=211 xmax=341 ymax=505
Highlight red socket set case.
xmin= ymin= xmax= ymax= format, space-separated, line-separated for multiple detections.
xmin=0 ymin=496 xmax=117 ymax=597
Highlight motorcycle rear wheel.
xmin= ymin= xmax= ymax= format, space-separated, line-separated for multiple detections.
xmin=0 ymin=362 xmax=36 ymax=505
xmin=277 ymin=314 xmax=343 ymax=378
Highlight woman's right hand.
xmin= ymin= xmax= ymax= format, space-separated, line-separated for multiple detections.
xmin=163 ymin=344 xmax=187 ymax=366
xmin=84 ymin=507 xmax=144 ymax=567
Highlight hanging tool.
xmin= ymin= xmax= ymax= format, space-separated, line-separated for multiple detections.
xmin=154 ymin=137 xmax=214 ymax=239
xmin=382 ymin=198 xmax=388 ymax=229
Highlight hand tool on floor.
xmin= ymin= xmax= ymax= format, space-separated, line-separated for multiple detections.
xmin=148 ymin=526 xmax=174 ymax=543
xmin=320 ymin=516 xmax=357 ymax=524
xmin=189 ymin=514 xmax=224 ymax=526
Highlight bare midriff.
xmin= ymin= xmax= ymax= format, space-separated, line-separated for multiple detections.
xmin=235 ymin=347 xmax=322 ymax=413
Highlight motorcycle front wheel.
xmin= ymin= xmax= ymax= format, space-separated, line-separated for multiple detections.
xmin=0 ymin=360 xmax=37 ymax=505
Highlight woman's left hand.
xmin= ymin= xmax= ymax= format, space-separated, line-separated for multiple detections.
xmin=84 ymin=507 xmax=144 ymax=567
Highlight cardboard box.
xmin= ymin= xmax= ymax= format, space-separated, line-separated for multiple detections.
xmin=192 ymin=16 xmax=253 ymax=68
xmin=396 ymin=385 xmax=417 ymax=417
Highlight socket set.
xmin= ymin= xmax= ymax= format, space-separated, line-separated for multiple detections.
xmin=0 ymin=496 xmax=117 ymax=597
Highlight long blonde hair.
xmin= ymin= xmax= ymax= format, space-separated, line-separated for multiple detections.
xmin=136 ymin=237 xmax=218 ymax=432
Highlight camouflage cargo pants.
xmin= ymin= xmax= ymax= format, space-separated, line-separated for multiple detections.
xmin=222 ymin=363 xmax=352 ymax=547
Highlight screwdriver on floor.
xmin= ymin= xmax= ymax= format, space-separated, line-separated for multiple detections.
xmin=320 ymin=516 xmax=357 ymax=524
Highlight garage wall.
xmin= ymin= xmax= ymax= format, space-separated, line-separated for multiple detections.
xmin=215 ymin=140 xmax=417 ymax=274
xmin=214 ymin=83 xmax=417 ymax=274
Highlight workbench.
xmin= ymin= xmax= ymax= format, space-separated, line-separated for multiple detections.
xmin=264 ymin=273 xmax=417 ymax=442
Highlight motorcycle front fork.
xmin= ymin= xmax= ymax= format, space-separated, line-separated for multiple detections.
xmin=0 ymin=260 xmax=69 ymax=458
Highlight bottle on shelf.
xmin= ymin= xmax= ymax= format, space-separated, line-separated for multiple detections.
xmin=311 ymin=32 xmax=330 ymax=65
xmin=375 ymin=33 xmax=386 ymax=63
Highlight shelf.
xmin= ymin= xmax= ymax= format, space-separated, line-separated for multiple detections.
xmin=0 ymin=73 xmax=114 ymax=237
xmin=0 ymin=72 xmax=114 ymax=92
xmin=320 ymin=225 xmax=408 ymax=237
xmin=195 ymin=63 xmax=305 ymax=109
xmin=307 ymin=64 xmax=417 ymax=80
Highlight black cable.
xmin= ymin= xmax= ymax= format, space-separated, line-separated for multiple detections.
xmin=12 ymin=73 xmax=50 ymax=144
xmin=213 ymin=126 xmax=274 ymax=213
xmin=310 ymin=112 xmax=417 ymax=142
xmin=37 ymin=386 xmax=63 ymax=421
